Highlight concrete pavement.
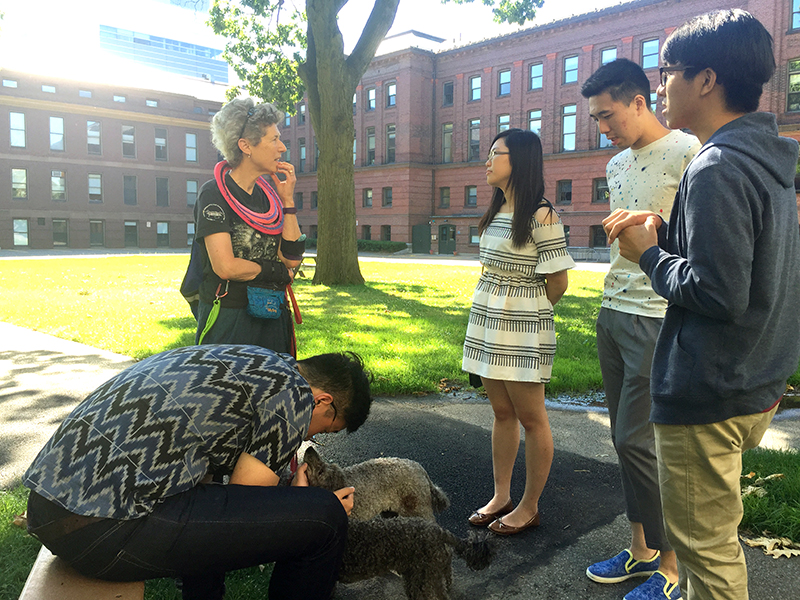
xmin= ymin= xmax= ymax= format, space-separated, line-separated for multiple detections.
xmin=1 ymin=321 xmax=799 ymax=599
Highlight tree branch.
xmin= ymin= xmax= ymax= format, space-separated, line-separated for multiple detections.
xmin=346 ymin=0 xmax=400 ymax=85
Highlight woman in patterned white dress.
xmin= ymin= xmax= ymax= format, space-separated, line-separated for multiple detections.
xmin=463 ymin=129 xmax=575 ymax=535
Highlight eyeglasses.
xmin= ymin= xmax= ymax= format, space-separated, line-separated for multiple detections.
xmin=659 ymin=66 xmax=695 ymax=87
xmin=238 ymin=106 xmax=256 ymax=140
xmin=487 ymin=149 xmax=510 ymax=161
xmin=310 ymin=401 xmax=339 ymax=445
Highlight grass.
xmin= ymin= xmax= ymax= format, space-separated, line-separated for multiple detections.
xmin=0 ymin=487 xmax=39 ymax=600
xmin=0 ymin=256 xmax=607 ymax=396
xmin=741 ymin=448 xmax=800 ymax=542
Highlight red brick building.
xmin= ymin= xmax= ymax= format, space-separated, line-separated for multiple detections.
xmin=287 ymin=0 xmax=800 ymax=255
xmin=0 ymin=70 xmax=220 ymax=249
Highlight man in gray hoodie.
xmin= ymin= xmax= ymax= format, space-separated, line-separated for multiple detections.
xmin=604 ymin=10 xmax=800 ymax=600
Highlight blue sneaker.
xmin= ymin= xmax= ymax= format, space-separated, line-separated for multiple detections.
xmin=586 ymin=549 xmax=660 ymax=583
xmin=624 ymin=571 xmax=682 ymax=600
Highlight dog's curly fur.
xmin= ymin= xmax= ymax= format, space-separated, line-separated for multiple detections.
xmin=303 ymin=447 xmax=449 ymax=521
xmin=339 ymin=516 xmax=494 ymax=600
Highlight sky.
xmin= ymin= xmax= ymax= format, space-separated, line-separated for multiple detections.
xmin=0 ymin=0 xmax=627 ymax=97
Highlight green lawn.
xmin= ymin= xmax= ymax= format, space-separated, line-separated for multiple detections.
xmin=0 ymin=256 xmax=607 ymax=396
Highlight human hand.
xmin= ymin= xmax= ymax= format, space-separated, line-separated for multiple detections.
xmin=291 ymin=463 xmax=309 ymax=487
xmin=603 ymin=209 xmax=660 ymax=243
xmin=271 ymin=161 xmax=297 ymax=204
xmin=617 ymin=216 xmax=660 ymax=263
xmin=334 ymin=487 xmax=355 ymax=516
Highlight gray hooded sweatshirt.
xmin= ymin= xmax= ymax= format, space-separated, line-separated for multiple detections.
xmin=640 ymin=112 xmax=800 ymax=425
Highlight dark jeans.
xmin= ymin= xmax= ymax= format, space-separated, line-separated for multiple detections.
xmin=27 ymin=485 xmax=347 ymax=600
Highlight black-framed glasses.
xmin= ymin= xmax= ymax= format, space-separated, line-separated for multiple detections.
xmin=238 ymin=106 xmax=256 ymax=140
xmin=310 ymin=401 xmax=339 ymax=445
xmin=487 ymin=149 xmax=510 ymax=161
xmin=659 ymin=66 xmax=695 ymax=87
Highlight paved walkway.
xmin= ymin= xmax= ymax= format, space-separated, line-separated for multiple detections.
xmin=1 ymin=321 xmax=798 ymax=599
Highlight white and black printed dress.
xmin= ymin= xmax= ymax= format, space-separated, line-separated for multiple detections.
xmin=463 ymin=213 xmax=575 ymax=382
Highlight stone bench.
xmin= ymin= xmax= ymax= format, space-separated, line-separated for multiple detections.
xmin=19 ymin=545 xmax=144 ymax=600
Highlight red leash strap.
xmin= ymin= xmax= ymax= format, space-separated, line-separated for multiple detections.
xmin=287 ymin=284 xmax=302 ymax=324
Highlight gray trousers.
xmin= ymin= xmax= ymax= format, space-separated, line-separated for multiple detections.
xmin=596 ymin=307 xmax=670 ymax=552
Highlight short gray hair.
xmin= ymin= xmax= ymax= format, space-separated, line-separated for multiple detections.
xmin=210 ymin=98 xmax=284 ymax=167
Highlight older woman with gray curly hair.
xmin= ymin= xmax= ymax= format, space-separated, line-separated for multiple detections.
xmin=193 ymin=97 xmax=304 ymax=354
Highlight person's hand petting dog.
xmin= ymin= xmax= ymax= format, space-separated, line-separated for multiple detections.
xmin=602 ymin=209 xmax=661 ymax=263
xmin=292 ymin=463 xmax=354 ymax=515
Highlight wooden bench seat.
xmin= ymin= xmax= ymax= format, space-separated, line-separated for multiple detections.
xmin=19 ymin=545 xmax=144 ymax=600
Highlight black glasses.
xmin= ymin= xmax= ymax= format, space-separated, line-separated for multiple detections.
xmin=659 ymin=66 xmax=695 ymax=87
xmin=310 ymin=401 xmax=339 ymax=445
xmin=487 ymin=149 xmax=510 ymax=161
xmin=238 ymin=106 xmax=256 ymax=140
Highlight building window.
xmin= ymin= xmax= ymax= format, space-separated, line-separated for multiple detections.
xmin=794 ymin=0 xmax=800 ymax=29
xmin=381 ymin=225 xmax=391 ymax=241
xmin=363 ymin=188 xmax=373 ymax=207
xmin=601 ymin=47 xmax=617 ymax=65
xmin=10 ymin=112 xmax=26 ymax=148
xmin=284 ymin=112 xmax=291 ymax=127
xmin=187 ymin=222 xmax=195 ymax=246
xmin=362 ymin=225 xmax=371 ymax=240
xmin=283 ymin=140 xmax=291 ymax=162
xmin=50 ymin=117 xmax=65 ymax=151
xmin=440 ymin=187 xmax=450 ymax=208
xmin=187 ymin=180 xmax=198 ymax=206
xmin=299 ymin=104 xmax=306 ymax=125
xmin=465 ymin=185 xmax=478 ymax=207
xmin=468 ymin=118 xmax=481 ymax=161
xmin=89 ymin=174 xmax=103 ymax=203
xmin=442 ymin=123 xmax=453 ymax=163
xmin=528 ymin=109 xmax=542 ymax=135
xmin=52 ymin=220 xmax=69 ymax=247
xmin=51 ymin=170 xmax=66 ymax=201
xmin=497 ymin=114 xmax=510 ymax=133
xmin=650 ymin=91 xmax=657 ymax=113
xmin=299 ymin=138 xmax=306 ymax=172
xmin=87 ymin=121 xmax=101 ymax=155
xmin=562 ymin=104 xmax=577 ymax=151
xmin=593 ymin=178 xmax=610 ymax=203
xmin=311 ymin=191 xmax=318 ymax=209
xmin=90 ymin=220 xmax=104 ymax=246
xmin=598 ymin=129 xmax=614 ymax=148
xmin=186 ymin=133 xmax=197 ymax=162
xmin=443 ymin=81 xmax=454 ymax=106
xmin=641 ymin=38 xmax=660 ymax=70
xmin=470 ymin=226 xmax=480 ymax=244
xmin=157 ymin=222 xmax=170 ymax=247
xmin=353 ymin=136 xmax=357 ymax=164
xmin=13 ymin=219 xmax=29 ymax=246
xmin=564 ymin=55 xmax=579 ymax=84
xmin=498 ymin=69 xmax=511 ymax=96
xmin=12 ymin=168 xmax=27 ymax=199
xmin=382 ymin=187 xmax=392 ymax=207
xmin=556 ymin=180 xmax=572 ymax=204
xmin=124 ymin=221 xmax=138 ymax=247
xmin=146 ymin=99 xmax=159 ymax=108
xmin=469 ymin=75 xmax=481 ymax=101
xmin=156 ymin=177 xmax=169 ymax=207
xmin=564 ymin=225 xmax=571 ymax=246
xmin=42 ymin=84 xmax=56 ymax=94
xmin=366 ymin=88 xmax=376 ymax=111
xmin=313 ymin=139 xmax=319 ymax=172
xmin=124 ymin=175 xmax=137 ymax=205
xmin=365 ymin=128 xmax=375 ymax=166
xmin=529 ymin=62 xmax=543 ymax=90
xmin=79 ymin=89 xmax=92 ymax=98
xmin=590 ymin=225 xmax=608 ymax=247
xmin=3 ymin=79 xmax=18 ymax=88
xmin=386 ymin=82 xmax=396 ymax=107
xmin=122 ymin=125 xmax=136 ymax=158
xmin=788 ymin=59 xmax=800 ymax=112
xmin=385 ymin=124 xmax=396 ymax=163
xmin=155 ymin=128 xmax=168 ymax=160
xmin=294 ymin=192 xmax=303 ymax=210
xmin=113 ymin=95 xmax=126 ymax=103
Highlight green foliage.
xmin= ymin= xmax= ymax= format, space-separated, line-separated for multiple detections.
xmin=444 ymin=0 xmax=545 ymax=25
xmin=741 ymin=448 xmax=800 ymax=541
xmin=208 ymin=0 xmax=307 ymax=109
xmin=304 ymin=239 xmax=407 ymax=253
xmin=0 ymin=486 xmax=39 ymax=600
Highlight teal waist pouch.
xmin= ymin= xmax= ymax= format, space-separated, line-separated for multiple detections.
xmin=247 ymin=286 xmax=285 ymax=319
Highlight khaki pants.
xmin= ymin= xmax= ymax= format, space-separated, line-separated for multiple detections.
xmin=654 ymin=406 xmax=778 ymax=600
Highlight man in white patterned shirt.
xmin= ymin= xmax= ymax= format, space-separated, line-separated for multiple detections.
xmin=580 ymin=59 xmax=699 ymax=600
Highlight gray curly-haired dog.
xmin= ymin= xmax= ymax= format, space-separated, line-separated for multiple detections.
xmin=302 ymin=447 xmax=449 ymax=521
xmin=339 ymin=516 xmax=494 ymax=600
